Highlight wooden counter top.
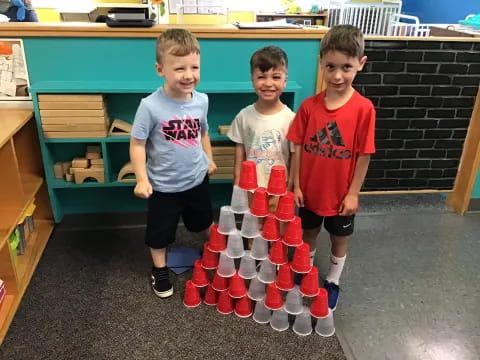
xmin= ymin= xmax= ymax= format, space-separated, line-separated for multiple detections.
xmin=0 ymin=109 xmax=34 ymax=148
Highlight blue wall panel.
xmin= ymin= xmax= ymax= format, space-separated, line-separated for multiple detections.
xmin=403 ymin=0 xmax=479 ymax=24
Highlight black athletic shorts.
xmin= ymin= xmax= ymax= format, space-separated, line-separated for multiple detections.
xmin=145 ymin=175 xmax=213 ymax=249
xmin=299 ymin=207 xmax=355 ymax=237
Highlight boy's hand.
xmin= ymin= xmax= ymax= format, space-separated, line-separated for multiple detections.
xmin=293 ymin=187 xmax=304 ymax=208
xmin=339 ymin=193 xmax=359 ymax=216
xmin=134 ymin=181 xmax=153 ymax=199
xmin=208 ymin=161 xmax=217 ymax=175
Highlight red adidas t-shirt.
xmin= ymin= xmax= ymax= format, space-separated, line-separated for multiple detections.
xmin=287 ymin=90 xmax=376 ymax=216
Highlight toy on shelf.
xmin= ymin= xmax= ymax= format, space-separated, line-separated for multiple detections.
xmin=108 ymin=119 xmax=132 ymax=136
xmin=217 ymin=125 xmax=230 ymax=135
xmin=53 ymin=144 xmax=105 ymax=184
xmin=117 ymin=161 xmax=136 ymax=182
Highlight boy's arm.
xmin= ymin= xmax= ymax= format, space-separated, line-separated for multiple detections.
xmin=233 ymin=143 xmax=245 ymax=185
xmin=339 ymin=154 xmax=371 ymax=215
xmin=130 ymin=137 xmax=152 ymax=199
xmin=291 ymin=144 xmax=304 ymax=207
xmin=201 ymin=132 xmax=217 ymax=175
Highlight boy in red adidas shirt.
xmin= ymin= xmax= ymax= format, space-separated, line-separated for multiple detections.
xmin=287 ymin=25 xmax=375 ymax=311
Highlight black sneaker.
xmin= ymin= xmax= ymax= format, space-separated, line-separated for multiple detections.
xmin=151 ymin=267 xmax=173 ymax=298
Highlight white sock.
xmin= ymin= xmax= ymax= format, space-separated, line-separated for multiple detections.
xmin=326 ymin=253 xmax=346 ymax=285
xmin=309 ymin=249 xmax=317 ymax=266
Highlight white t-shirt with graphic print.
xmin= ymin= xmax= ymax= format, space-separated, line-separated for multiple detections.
xmin=227 ymin=104 xmax=295 ymax=188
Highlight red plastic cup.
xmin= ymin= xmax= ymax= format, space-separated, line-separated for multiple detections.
xmin=310 ymin=288 xmax=329 ymax=318
xmin=216 ymin=290 xmax=234 ymax=314
xmin=183 ymin=280 xmax=201 ymax=308
xmin=203 ymin=283 xmax=218 ymax=306
xmin=201 ymin=242 xmax=219 ymax=269
xmin=191 ymin=260 xmax=209 ymax=287
xmin=274 ymin=191 xmax=295 ymax=221
xmin=228 ymin=271 xmax=247 ymax=298
xmin=262 ymin=214 xmax=280 ymax=241
xmin=267 ymin=165 xmax=287 ymax=195
xmin=275 ymin=263 xmax=294 ymax=291
xmin=264 ymin=283 xmax=283 ymax=310
xmin=282 ymin=216 xmax=303 ymax=247
xmin=250 ymin=187 xmax=269 ymax=217
xmin=235 ymin=296 xmax=253 ymax=318
xmin=212 ymin=271 xmax=229 ymax=291
xmin=208 ymin=224 xmax=227 ymax=252
xmin=291 ymin=243 xmax=312 ymax=273
xmin=300 ymin=266 xmax=320 ymax=297
xmin=239 ymin=160 xmax=258 ymax=191
xmin=269 ymin=240 xmax=288 ymax=265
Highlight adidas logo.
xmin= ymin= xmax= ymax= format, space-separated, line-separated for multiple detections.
xmin=305 ymin=121 xmax=352 ymax=160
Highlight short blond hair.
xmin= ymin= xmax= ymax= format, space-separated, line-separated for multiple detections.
xmin=156 ymin=29 xmax=200 ymax=64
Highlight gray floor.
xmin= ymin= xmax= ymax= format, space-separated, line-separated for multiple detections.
xmin=314 ymin=194 xmax=480 ymax=360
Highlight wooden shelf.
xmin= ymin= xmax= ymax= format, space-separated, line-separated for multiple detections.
xmin=0 ymin=110 xmax=33 ymax=148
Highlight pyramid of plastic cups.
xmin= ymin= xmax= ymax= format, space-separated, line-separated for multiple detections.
xmin=191 ymin=260 xmax=209 ymax=287
xmin=293 ymin=306 xmax=313 ymax=336
xmin=203 ymin=283 xmax=218 ymax=306
xmin=247 ymin=277 xmax=266 ymax=301
xmin=217 ymin=252 xmax=236 ymax=278
xmin=270 ymin=308 xmax=289 ymax=332
xmin=208 ymin=224 xmax=227 ymax=252
xmin=315 ymin=308 xmax=335 ymax=337
xmin=266 ymin=165 xmax=287 ymax=196
xmin=264 ymin=283 xmax=283 ymax=310
xmin=291 ymin=243 xmax=312 ymax=273
xmin=218 ymin=206 xmax=237 ymax=235
xmin=269 ymin=240 xmax=288 ymax=265
xmin=183 ymin=280 xmax=202 ymax=308
xmin=240 ymin=211 xmax=261 ymax=238
xmin=250 ymin=187 xmax=269 ymax=217
xmin=234 ymin=296 xmax=253 ymax=318
xmin=300 ymin=266 xmax=320 ymax=297
xmin=275 ymin=263 xmax=294 ymax=291
xmin=230 ymin=185 xmax=249 ymax=214
xmin=225 ymin=231 xmax=245 ymax=258
xmin=252 ymin=299 xmax=272 ymax=324
xmin=310 ymin=288 xmax=329 ymax=318
xmin=274 ymin=191 xmax=295 ymax=221
xmin=250 ymin=236 xmax=268 ymax=260
xmin=262 ymin=215 xmax=280 ymax=241
xmin=212 ymin=270 xmax=229 ymax=291
xmin=216 ymin=290 xmax=234 ymax=315
xmin=282 ymin=216 xmax=303 ymax=247
xmin=238 ymin=250 xmax=257 ymax=279
xmin=238 ymin=160 xmax=258 ymax=191
xmin=228 ymin=271 xmax=247 ymax=298
xmin=285 ymin=286 xmax=303 ymax=315
xmin=201 ymin=242 xmax=219 ymax=269
xmin=257 ymin=259 xmax=277 ymax=284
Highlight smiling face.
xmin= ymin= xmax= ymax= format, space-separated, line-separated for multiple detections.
xmin=251 ymin=66 xmax=287 ymax=104
xmin=156 ymin=51 xmax=200 ymax=101
xmin=321 ymin=50 xmax=366 ymax=96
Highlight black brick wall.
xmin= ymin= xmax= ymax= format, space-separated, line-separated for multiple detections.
xmin=355 ymin=40 xmax=479 ymax=190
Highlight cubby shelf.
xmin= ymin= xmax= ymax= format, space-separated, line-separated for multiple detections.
xmin=49 ymin=178 xmax=231 ymax=188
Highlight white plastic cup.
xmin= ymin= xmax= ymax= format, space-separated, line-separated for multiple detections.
xmin=270 ymin=308 xmax=289 ymax=332
xmin=285 ymin=286 xmax=304 ymax=315
xmin=240 ymin=211 xmax=260 ymax=238
xmin=225 ymin=231 xmax=245 ymax=258
xmin=252 ymin=299 xmax=271 ymax=324
xmin=293 ymin=306 xmax=313 ymax=336
xmin=257 ymin=259 xmax=277 ymax=284
xmin=315 ymin=308 xmax=335 ymax=337
xmin=247 ymin=276 xmax=266 ymax=301
xmin=250 ymin=236 xmax=268 ymax=260
xmin=231 ymin=185 xmax=249 ymax=214
xmin=238 ymin=250 xmax=257 ymax=279
xmin=218 ymin=206 xmax=237 ymax=235
xmin=217 ymin=252 xmax=236 ymax=277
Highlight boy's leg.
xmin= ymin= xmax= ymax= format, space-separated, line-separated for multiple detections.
xmin=298 ymin=207 xmax=324 ymax=263
xmin=182 ymin=175 xmax=213 ymax=239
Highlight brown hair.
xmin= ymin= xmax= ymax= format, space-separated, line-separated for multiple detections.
xmin=156 ymin=29 xmax=200 ymax=64
xmin=250 ymin=46 xmax=288 ymax=74
xmin=320 ymin=25 xmax=364 ymax=59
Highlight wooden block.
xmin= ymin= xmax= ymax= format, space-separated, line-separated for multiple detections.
xmin=117 ymin=162 xmax=136 ymax=182
xmin=39 ymin=101 xmax=104 ymax=110
xmin=212 ymin=146 xmax=235 ymax=155
xmin=215 ymin=167 xmax=234 ymax=174
xmin=41 ymin=117 xmax=107 ymax=125
xmin=53 ymin=162 xmax=63 ymax=179
xmin=71 ymin=158 xmax=89 ymax=168
xmin=42 ymin=123 xmax=106 ymax=132
xmin=86 ymin=152 xmax=102 ymax=160
xmin=86 ymin=145 xmax=101 ymax=154
xmin=214 ymin=154 xmax=234 ymax=161
xmin=61 ymin=161 xmax=71 ymax=175
xmin=69 ymin=167 xmax=83 ymax=175
xmin=215 ymin=159 xmax=234 ymax=167
xmin=74 ymin=168 xmax=105 ymax=184
xmin=90 ymin=158 xmax=104 ymax=165
xmin=210 ymin=173 xmax=233 ymax=180
xmin=40 ymin=109 xmax=105 ymax=117
xmin=90 ymin=164 xmax=104 ymax=169
xmin=65 ymin=173 xmax=73 ymax=182
xmin=218 ymin=125 xmax=230 ymax=135
xmin=38 ymin=94 xmax=104 ymax=102
xmin=108 ymin=119 xmax=132 ymax=136
xmin=43 ymin=130 xmax=107 ymax=138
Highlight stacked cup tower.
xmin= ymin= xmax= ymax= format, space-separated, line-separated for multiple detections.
xmin=183 ymin=160 xmax=335 ymax=337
